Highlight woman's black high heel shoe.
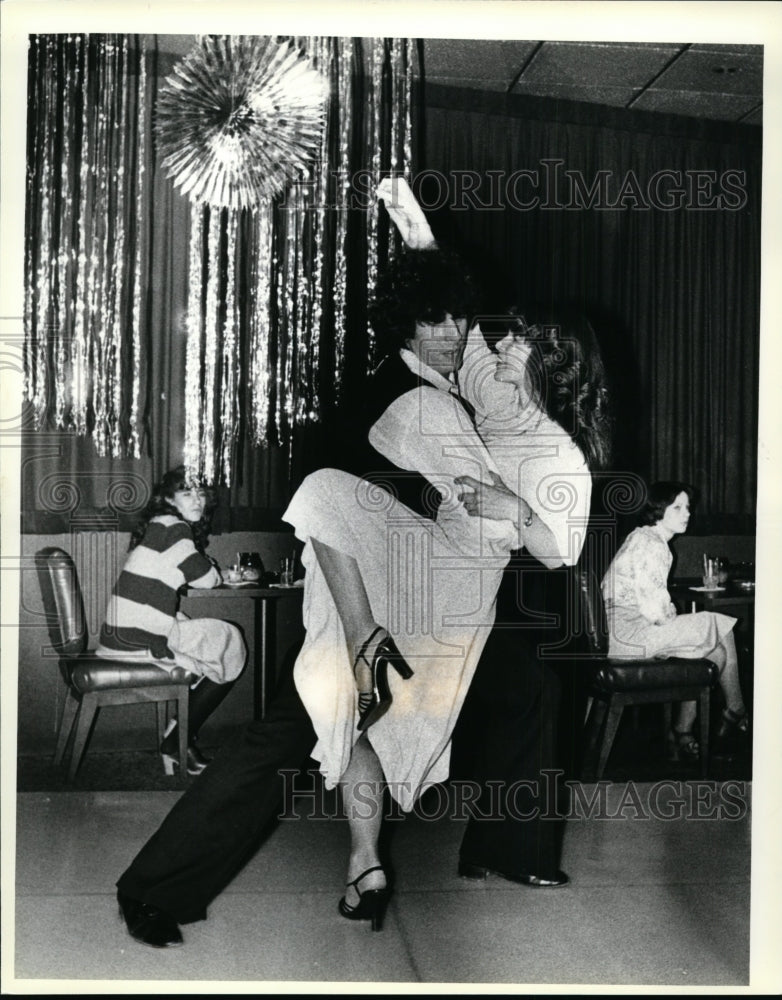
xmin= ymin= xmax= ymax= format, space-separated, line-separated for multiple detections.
xmin=354 ymin=626 xmax=414 ymax=731
xmin=666 ymin=729 xmax=700 ymax=762
xmin=338 ymin=866 xmax=390 ymax=931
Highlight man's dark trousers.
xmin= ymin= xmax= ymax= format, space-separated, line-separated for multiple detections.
xmin=116 ymin=668 xmax=316 ymax=924
xmin=450 ymin=557 xmax=583 ymax=879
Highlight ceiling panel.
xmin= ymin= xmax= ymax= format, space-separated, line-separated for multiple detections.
xmin=653 ymin=48 xmax=763 ymax=97
xmin=152 ymin=35 xmax=763 ymax=125
xmin=512 ymin=41 xmax=682 ymax=89
xmin=418 ymin=38 xmax=538 ymax=85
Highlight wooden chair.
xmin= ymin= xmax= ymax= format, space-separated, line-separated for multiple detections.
xmin=575 ymin=568 xmax=717 ymax=779
xmin=35 ymin=547 xmax=190 ymax=780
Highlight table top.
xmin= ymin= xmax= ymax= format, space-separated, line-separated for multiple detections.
xmin=183 ymin=583 xmax=304 ymax=598
xmin=670 ymin=579 xmax=755 ymax=606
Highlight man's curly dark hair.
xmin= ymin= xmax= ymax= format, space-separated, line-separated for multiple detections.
xmin=129 ymin=466 xmax=217 ymax=554
xmin=368 ymin=248 xmax=480 ymax=358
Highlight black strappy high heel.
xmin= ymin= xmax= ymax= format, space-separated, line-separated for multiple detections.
xmin=338 ymin=866 xmax=390 ymax=931
xmin=353 ymin=626 xmax=414 ymax=731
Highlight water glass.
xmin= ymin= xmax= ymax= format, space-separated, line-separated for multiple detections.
xmin=280 ymin=556 xmax=295 ymax=587
xmin=702 ymin=555 xmax=719 ymax=589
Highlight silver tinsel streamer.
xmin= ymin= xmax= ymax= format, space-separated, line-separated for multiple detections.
xmin=220 ymin=209 xmax=240 ymax=484
xmin=23 ymin=34 xmax=146 ymax=458
xmin=249 ymin=203 xmax=273 ymax=446
xmin=183 ymin=203 xmax=204 ymax=481
xmin=366 ymin=37 xmax=384 ymax=363
xmin=332 ymin=36 xmax=354 ymax=392
xmin=304 ymin=35 xmax=330 ymax=418
xmin=129 ymin=37 xmax=146 ymax=458
xmin=202 ymin=209 xmax=221 ymax=478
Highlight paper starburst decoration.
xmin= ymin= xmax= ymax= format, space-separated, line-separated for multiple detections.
xmin=156 ymin=35 xmax=329 ymax=209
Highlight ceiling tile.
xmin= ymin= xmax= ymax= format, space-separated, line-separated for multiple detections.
xmin=419 ymin=38 xmax=539 ymax=84
xmin=654 ymin=48 xmax=763 ymax=96
xmin=631 ymin=89 xmax=761 ymax=121
xmin=517 ymin=41 xmax=683 ymax=88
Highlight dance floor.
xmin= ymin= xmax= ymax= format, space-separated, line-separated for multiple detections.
xmin=11 ymin=754 xmax=754 ymax=989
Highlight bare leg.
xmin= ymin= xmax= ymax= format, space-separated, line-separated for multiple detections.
xmin=340 ymin=734 xmax=387 ymax=905
xmin=675 ymin=700 xmax=698 ymax=732
xmin=708 ymin=633 xmax=745 ymax=715
xmin=676 ymin=632 xmax=745 ymax=735
xmin=310 ymin=538 xmax=389 ymax=698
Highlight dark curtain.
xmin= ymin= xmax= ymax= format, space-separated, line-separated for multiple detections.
xmin=416 ymin=90 xmax=761 ymax=520
xmin=22 ymin=54 xmax=761 ymax=532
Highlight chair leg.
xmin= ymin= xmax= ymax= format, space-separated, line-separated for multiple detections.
xmin=176 ymin=688 xmax=189 ymax=774
xmin=662 ymin=702 xmax=673 ymax=751
xmin=595 ymin=699 xmax=624 ymax=780
xmin=698 ymin=686 xmax=711 ymax=778
xmin=156 ymin=701 xmax=168 ymax=745
xmin=54 ymin=689 xmax=80 ymax=766
xmin=67 ymin=692 xmax=99 ymax=781
xmin=582 ymin=697 xmax=607 ymax=778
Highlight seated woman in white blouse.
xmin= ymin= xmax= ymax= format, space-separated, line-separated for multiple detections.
xmin=601 ymin=480 xmax=749 ymax=760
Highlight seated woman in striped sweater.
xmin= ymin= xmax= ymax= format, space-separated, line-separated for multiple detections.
xmin=96 ymin=467 xmax=246 ymax=775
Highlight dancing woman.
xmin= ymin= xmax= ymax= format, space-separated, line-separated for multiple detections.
xmin=283 ymin=183 xmax=611 ymax=926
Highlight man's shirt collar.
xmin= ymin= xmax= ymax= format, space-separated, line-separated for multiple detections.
xmin=398 ymin=348 xmax=456 ymax=395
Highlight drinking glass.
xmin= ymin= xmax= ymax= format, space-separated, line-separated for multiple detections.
xmin=280 ymin=556 xmax=295 ymax=587
xmin=702 ymin=555 xmax=719 ymax=589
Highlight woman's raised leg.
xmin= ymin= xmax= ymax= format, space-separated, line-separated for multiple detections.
xmin=310 ymin=538 xmax=413 ymax=726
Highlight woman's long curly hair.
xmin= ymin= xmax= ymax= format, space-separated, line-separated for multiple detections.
xmin=129 ymin=466 xmax=217 ymax=553
xmin=368 ymin=248 xmax=481 ymax=358
xmin=507 ymin=306 xmax=613 ymax=471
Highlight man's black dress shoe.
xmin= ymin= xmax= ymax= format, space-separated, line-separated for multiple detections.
xmin=458 ymin=860 xmax=569 ymax=887
xmin=117 ymin=890 xmax=183 ymax=947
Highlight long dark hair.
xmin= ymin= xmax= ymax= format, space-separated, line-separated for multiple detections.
xmin=129 ymin=466 xmax=217 ymax=553
xmin=368 ymin=248 xmax=480 ymax=358
xmin=506 ymin=306 xmax=613 ymax=471
xmin=640 ymin=481 xmax=695 ymax=526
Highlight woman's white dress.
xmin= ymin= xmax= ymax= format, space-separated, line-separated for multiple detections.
xmin=283 ymin=329 xmax=591 ymax=810
xmin=601 ymin=524 xmax=735 ymax=660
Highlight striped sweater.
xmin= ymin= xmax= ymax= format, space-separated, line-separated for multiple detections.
xmin=99 ymin=515 xmax=217 ymax=659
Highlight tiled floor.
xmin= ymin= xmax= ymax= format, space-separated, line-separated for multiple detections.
xmin=12 ymin=777 xmax=752 ymax=989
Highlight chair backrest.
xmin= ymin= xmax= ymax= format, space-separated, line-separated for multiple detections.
xmin=573 ymin=566 xmax=610 ymax=658
xmin=35 ymin=548 xmax=88 ymax=656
